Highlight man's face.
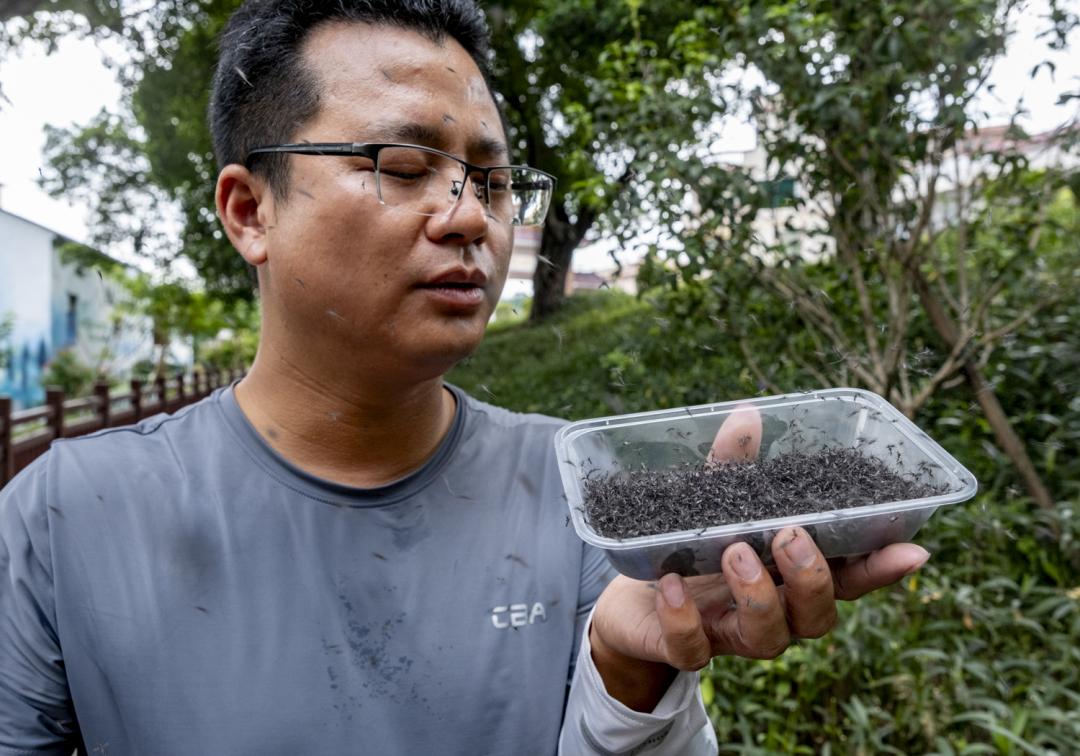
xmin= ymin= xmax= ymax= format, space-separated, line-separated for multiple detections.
xmin=257 ymin=22 xmax=514 ymax=381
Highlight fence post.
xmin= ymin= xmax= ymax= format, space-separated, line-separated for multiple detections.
xmin=46 ymin=387 xmax=65 ymax=441
xmin=131 ymin=379 xmax=143 ymax=422
xmin=155 ymin=374 xmax=167 ymax=412
xmin=1 ymin=396 xmax=12 ymax=487
xmin=176 ymin=373 xmax=186 ymax=405
xmin=94 ymin=382 xmax=111 ymax=429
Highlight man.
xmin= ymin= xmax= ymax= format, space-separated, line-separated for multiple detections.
xmin=0 ymin=1 xmax=930 ymax=753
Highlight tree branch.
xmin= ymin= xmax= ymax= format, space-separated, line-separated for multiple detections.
xmin=758 ymin=267 xmax=882 ymax=391
xmin=910 ymin=330 xmax=974 ymax=412
xmin=835 ymin=236 xmax=886 ymax=385
xmin=738 ymin=339 xmax=784 ymax=395
xmin=977 ymin=295 xmax=1063 ymax=347
xmin=967 ymin=185 xmax=1053 ymax=329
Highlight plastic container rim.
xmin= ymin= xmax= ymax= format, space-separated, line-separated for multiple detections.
xmin=555 ymin=387 xmax=979 ymax=552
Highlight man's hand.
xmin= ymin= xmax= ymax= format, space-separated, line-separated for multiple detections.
xmin=589 ymin=531 xmax=930 ymax=709
xmin=587 ymin=404 xmax=931 ymax=712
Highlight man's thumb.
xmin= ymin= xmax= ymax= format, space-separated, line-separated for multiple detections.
xmin=655 ymin=573 xmax=712 ymax=671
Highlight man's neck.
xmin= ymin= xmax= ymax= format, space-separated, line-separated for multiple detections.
xmin=232 ymin=353 xmax=457 ymax=489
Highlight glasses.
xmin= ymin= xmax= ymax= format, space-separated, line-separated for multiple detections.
xmin=245 ymin=142 xmax=555 ymax=227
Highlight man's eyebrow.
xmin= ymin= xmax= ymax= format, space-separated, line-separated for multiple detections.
xmin=469 ymin=135 xmax=510 ymax=161
xmin=366 ymin=120 xmax=442 ymax=146
xmin=363 ymin=120 xmax=510 ymax=161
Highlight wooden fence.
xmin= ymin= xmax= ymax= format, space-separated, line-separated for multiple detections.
xmin=1 ymin=368 xmax=246 ymax=489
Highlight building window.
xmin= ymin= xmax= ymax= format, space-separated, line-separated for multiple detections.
xmin=760 ymin=177 xmax=796 ymax=208
xmin=66 ymin=293 xmax=78 ymax=346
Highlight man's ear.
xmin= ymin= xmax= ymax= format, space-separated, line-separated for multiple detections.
xmin=216 ymin=164 xmax=273 ymax=266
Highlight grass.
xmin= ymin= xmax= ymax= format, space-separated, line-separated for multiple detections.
xmin=452 ymin=290 xmax=755 ymax=419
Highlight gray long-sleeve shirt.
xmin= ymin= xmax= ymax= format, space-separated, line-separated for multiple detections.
xmin=0 ymin=384 xmax=712 ymax=755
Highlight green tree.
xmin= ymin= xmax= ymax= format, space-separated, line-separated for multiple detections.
xmin=0 ymin=0 xmax=125 ymax=57
xmin=34 ymin=0 xmax=720 ymax=315
xmin=35 ymin=1 xmax=249 ymax=296
xmin=1 ymin=1 xmax=123 ymax=27
xmin=114 ymin=271 xmax=238 ymax=377
xmin=486 ymin=0 xmax=717 ymax=320
xmin=0 ymin=1 xmax=190 ymax=105
xmin=612 ymin=0 xmax=1078 ymax=508
xmin=40 ymin=111 xmax=178 ymax=262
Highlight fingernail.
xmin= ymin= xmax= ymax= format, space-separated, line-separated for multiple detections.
xmin=730 ymin=544 xmax=762 ymax=581
xmin=781 ymin=528 xmax=816 ymax=568
xmin=904 ymin=547 xmax=931 ymax=575
xmin=660 ymin=573 xmax=685 ymax=608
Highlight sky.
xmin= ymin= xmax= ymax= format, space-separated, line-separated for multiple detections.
xmin=0 ymin=1 xmax=1077 ymax=277
xmin=0 ymin=34 xmax=124 ymax=242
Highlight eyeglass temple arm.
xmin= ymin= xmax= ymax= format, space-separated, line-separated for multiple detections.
xmin=246 ymin=144 xmax=370 ymax=157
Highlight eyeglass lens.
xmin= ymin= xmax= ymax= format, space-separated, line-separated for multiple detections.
xmin=374 ymin=146 xmax=551 ymax=226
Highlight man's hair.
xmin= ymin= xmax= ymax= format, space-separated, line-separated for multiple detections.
xmin=209 ymin=0 xmax=496 ymax=200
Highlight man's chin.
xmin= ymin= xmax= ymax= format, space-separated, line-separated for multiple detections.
xmin=413 ymin=332 xmax=485 ymax=376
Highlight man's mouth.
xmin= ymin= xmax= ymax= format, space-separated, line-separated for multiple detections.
xmin=420 ymin=266 xmax=489 ymax=290
xmin=418 ymin=276 xmax=487 ymax=310
xmin=420 ymin=281 xmax=481 ymax=290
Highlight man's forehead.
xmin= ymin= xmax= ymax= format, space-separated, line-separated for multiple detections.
xmin=363 ymin=119 xmax=508 ymax=160
xmin=302 ymin=20 xmax=483 ymax=99
xmin=300 ymin=21 xmax=508 ymax=158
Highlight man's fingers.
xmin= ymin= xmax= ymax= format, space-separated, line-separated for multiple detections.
xmin=707 ymin=405 xmax=763 ymax=464
xmin=771 ymin=527 xmax=837 ymax=638
xmin=710 ymin=543 xmax=790 ymax=659
xmin=833 ymin=543 xmax=930 ymax=600
xmin=655 ymin=573 xmax=712 ymax=671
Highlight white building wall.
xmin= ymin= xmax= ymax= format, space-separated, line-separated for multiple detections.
xmin=740 ymin=143 xmax=834 ymax=262
xmin=0 ymin=212 xmax=54 ymax=407
xmin=1 ymin=209 xmax=151 ymax=408
xmin=49 ymin=245 xmax=148 ymax=376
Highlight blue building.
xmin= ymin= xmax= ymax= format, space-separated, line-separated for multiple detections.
xmin=0 ymin=208 xmax=143 ymax=409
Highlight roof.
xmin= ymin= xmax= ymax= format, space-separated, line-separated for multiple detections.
xmin=0 ymin=207 xmax=126 ymax=268
xmin=957 ymin=124 xmax=1075 ymax=155
xmin=571 ymin=271 xmax=608 ymax=290
xmin=0 ymin=206 xmax=77 ymax=240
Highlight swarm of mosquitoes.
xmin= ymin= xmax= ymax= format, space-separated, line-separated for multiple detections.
xmin=581 ymin=425 xmax=951 ymax=540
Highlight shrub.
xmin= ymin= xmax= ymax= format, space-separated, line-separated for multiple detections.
xmin=198 ymin=330 xmax=258 ymax=373
xmin=451 ymin=290 xmax=761 ymax=419
xmin=703 ymin=496 xmax=1078 ymax=754
xmin=41 ymin=349 xmax=97 ymax=398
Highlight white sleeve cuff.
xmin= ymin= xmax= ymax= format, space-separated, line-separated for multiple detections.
xmin=559 ymin=609 xmax=717 ymax=755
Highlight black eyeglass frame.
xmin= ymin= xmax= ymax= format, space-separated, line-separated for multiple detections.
xmin=244 ymin=142 xmax=556 ymax=221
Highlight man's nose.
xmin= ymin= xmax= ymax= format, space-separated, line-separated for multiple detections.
xmin=428 ymin=175 xmax=489 ymax=245
xmin=447 ymin=176 xmax=490 ymax=214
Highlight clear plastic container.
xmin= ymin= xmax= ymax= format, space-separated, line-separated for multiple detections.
xmin=554 ymin=388 xmax=978 ymax=580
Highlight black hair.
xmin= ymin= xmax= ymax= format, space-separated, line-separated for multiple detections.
xmin=209 ymin=0 xmax=497 ymax=200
